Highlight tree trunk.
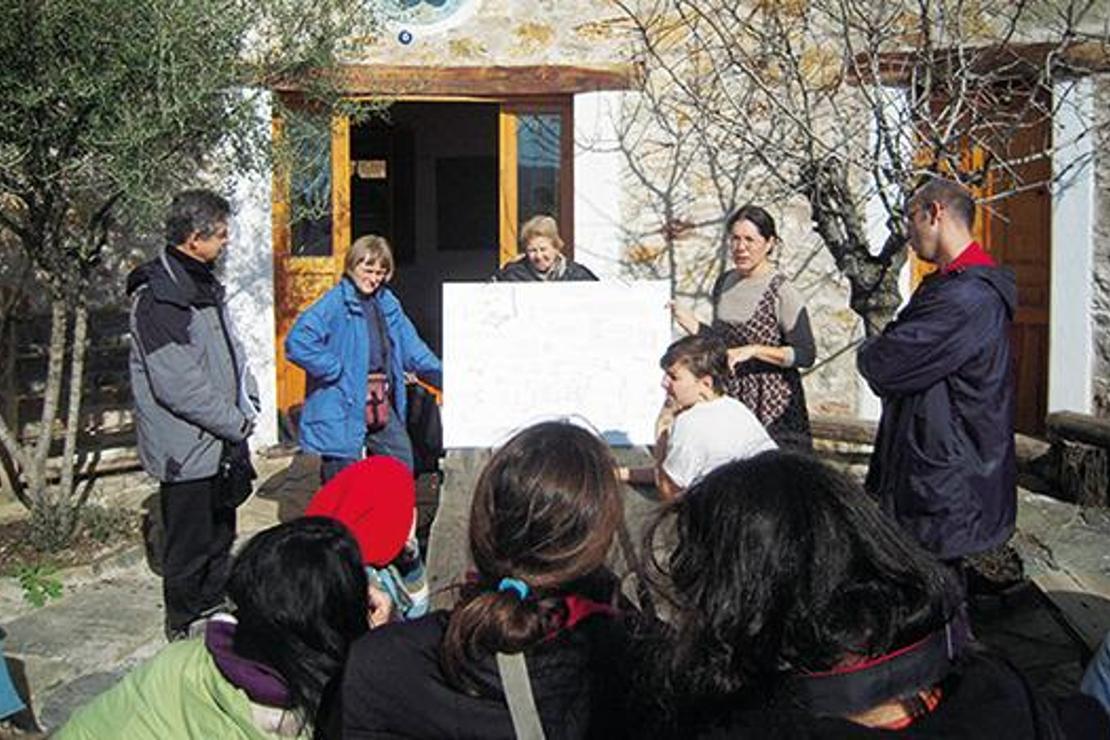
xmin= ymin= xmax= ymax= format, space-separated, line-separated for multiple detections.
xmin=53 ymin=297 xmax=89 ymax=541
xmin=846 ymin=232 xmax=906 ymax=336
xmin=0 ymin=406 xmax=30 ymax=507
xmin=25 ymin=299 xmax=67 ymax=500
xmin=18 ymin=297 xmax=88 ymax=551
xmin=799 ymin=157 xmax=907 ymax=336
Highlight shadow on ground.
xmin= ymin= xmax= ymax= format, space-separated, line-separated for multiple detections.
xmin=255 ymin=453 xmax=318 ymax=522
xmin=970 ymin=582 xmax=1103 ymax=698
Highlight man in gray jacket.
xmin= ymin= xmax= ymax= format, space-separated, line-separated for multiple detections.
xmin=127 ymin=190 xmax=259 ymax=640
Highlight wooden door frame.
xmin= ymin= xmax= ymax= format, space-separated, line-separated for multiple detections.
xmin=270 ymin=112 xmax=351 ymax=275
xmin=274 ymin=92 xmax=576 ymax=273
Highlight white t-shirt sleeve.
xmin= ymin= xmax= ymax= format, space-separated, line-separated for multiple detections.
xmin=662 ymin=398 xmax=777 ymax=490
xmin=662 ymin=417 xmax=706 ymax=489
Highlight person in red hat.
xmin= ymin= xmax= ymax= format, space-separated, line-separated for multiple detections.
xmin=305 ymin=456 xmax=429 ymax=620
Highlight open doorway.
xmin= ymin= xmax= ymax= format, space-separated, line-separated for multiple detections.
xmin=273 ymin=96 xmax=575 ymax=431
xmin=350 ymin=102 xmax=501 ymax=354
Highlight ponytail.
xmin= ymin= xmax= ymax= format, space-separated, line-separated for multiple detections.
xmin=437 ymin=422 xmax=623 ymax=693
xmin=442 ymin=587 xmax=566 ymax=692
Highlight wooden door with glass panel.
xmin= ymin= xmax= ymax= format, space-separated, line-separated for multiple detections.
xmin=498 ymin=100 xmax=573 ymax=265
xmin=273 ymin=116 xmax=351 ymax=438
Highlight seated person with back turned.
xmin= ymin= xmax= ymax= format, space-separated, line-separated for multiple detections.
xmin=57 ymin=517 xmax=390 ymax=739
xmin=638 ymin=451 xmax=1107 ymax=738
xmin=491 ymin=214 xmax=598 ymax=282
xmin=618 ymin=335 xmax=776 ymax=500
xmin=342 ymin=422 xmax=631 ymax=739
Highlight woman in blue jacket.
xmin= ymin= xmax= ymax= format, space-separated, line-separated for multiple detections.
xmin=286 ymin=235 xmax=442 ymax=483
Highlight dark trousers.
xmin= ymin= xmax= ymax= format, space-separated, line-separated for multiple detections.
xmin=160 ymin=475 xmax=236 ymax=633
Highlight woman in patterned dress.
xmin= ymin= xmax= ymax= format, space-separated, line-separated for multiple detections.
xmin=671 ymin=205 xmax=815 ymax=448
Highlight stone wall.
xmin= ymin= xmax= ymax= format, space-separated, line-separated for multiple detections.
xmin=1093 ymin=75 xmax=1110 ymax=418
xmin=605 ymin=64 xmax=863 ymax=416
xmin=130 ymin=5 xmax=1110 ymax=429
xmin=338 ymin=1 xmax=873 ymax=417
xmin=346 ymin=1 xmax=633 ymax=66
xmin=777 ymin=206 xmax=861 ymax=418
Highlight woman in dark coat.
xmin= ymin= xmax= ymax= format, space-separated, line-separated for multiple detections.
xmin=639 ymin=451 xmax=1106 ymax=738
xmin=492 ymin=215 xmax=598 ymax=282
xmin=342 ymin=422 xmax=629 ymax=739
xmin=671 ymin=205 xmax=814 ymax=448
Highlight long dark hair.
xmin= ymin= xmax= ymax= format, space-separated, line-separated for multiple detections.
xmin=228 ymin=516 xmax=369 ymax=731
xmin=441 ymin=421 xmax=624 ymax=691
xmin=646 ymin=450 xmax=959 ymax=702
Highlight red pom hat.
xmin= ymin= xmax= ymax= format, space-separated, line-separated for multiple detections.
xmin=304 ymin=456 xmax=415 ymax=567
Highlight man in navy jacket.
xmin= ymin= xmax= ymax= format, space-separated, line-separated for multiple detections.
xmin=858 ymin=178 xmax=1017 ymax=564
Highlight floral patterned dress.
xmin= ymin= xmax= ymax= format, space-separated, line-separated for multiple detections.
xmin=709 ymin=273 xmax=812 ymax=448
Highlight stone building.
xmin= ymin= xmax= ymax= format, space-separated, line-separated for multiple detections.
xmin=211 ymin=0 xmax=1110 ymax=450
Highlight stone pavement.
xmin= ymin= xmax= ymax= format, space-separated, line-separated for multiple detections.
xmin=2 ymin=451 xmax=1108 ymax=734
xmin=0 ymin=454 xmax=302 ymax=734
xmin=3 ymin=567 xmax=164 ymax=731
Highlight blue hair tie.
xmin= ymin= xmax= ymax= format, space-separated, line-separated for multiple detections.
xmin=498 ymin=577 xmax=530 ymax=600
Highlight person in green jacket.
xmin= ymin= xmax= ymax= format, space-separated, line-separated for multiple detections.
xmin=57 ymin=517 xmax=388 ymax=739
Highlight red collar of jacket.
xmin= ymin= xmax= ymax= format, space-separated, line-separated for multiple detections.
xmin=543 ymin=595 xmax=618 ymax=641
xmin=941 ymin=241 xmax=995 ymax=274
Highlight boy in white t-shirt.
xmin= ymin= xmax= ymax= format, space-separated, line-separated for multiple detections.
xmin=619 ymin=335 xmax=776 ymax=499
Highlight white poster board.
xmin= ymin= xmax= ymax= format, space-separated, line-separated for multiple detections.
xmin=442 ymin=281 xmax=671 ymax=447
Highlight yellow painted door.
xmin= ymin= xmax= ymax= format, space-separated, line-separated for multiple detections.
xmin=273 ymin=115 xmax=351 ymax=432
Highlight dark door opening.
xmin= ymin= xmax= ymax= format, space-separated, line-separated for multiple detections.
xmin=349 ymin=102 xmax=501 ymax=356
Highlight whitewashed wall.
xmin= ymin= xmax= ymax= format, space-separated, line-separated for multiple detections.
xmin=1049 ymin=76 xmax=1095 ymax=415
xmin=1089 ymin=74 xmax=1110 ymax=417
xmin=574 ymin=91 xmax=626 ymax=280
xmin=223 ymin=91 xmax=278 ymax=448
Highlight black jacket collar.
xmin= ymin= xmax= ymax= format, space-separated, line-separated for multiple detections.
xmin=126 ymin=247 xmax=223 ymax=308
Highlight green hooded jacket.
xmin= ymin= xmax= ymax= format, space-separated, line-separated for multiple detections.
xmin=55 ymin=639 xmax=300 ymax=739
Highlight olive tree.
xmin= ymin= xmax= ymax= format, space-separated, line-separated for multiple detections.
xmin=0 ymin=0 xmax=378 ymax=548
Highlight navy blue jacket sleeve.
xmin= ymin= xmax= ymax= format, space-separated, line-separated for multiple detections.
xmin=857 ymin=282 xmax=1001 ymax=396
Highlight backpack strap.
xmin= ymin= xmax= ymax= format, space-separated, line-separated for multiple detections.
xmin=159 ymin=249 xmax=180 ymax=286
xmin=496 ymin=652 xmax=547 ymax=740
